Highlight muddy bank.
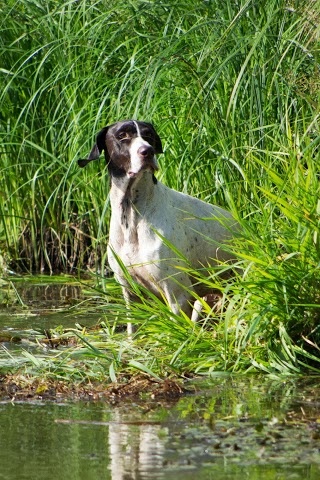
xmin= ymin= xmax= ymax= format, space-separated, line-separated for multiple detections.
xmin=0 ymin=373 xmax=189 ymax=403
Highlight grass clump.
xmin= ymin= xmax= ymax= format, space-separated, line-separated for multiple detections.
xmin=0 ymin=0 xmax=320 ymax=379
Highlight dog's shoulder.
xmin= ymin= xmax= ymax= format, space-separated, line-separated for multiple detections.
xmin=155 ymin=181 xmax=231 ymax=220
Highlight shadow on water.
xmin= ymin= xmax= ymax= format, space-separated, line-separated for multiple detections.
xmin=0 ymin=278 xmax=320 ymax=479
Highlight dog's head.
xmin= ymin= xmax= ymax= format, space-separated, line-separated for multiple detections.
xmin=78 ymin=120 xmax=163 ymax=179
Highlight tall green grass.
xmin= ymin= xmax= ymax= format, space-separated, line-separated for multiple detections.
xmin=1 ymin=0 xmax=320 ymax=375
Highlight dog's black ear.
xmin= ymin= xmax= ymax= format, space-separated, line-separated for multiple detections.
xmin=152 ymin=126 xmax=163 ymax=154
xmin=144 ymin=122 xmax=163 ymax=154
xmin=78 ymin=127 xmax=109 ymax=168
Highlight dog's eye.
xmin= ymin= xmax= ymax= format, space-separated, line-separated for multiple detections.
xmin=116 ymin=131 xmax=130 ymax=141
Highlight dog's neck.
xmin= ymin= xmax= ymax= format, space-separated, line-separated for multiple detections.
xmin=110 ymin=171 xmax=157 ymax=229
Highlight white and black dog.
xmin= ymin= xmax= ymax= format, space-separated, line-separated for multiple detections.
xmin=79 ymin=120 xmax=239 ymax=329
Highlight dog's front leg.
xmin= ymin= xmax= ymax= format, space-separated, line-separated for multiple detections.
xmin=121 ymin=287 xmax=140 ymax=336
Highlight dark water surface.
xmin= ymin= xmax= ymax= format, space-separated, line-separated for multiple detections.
xmin=0 ymin=278 xmax=320 ymax=479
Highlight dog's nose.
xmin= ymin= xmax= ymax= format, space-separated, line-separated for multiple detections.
xmin=138 ymin=145 xmax=154 ymax=158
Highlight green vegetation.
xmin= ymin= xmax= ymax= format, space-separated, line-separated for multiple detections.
xmin=1 ymin=0 xmax=320 ymax=380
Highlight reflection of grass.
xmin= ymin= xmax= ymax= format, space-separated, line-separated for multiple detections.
xmin=1 ymin=0 xmax=320 ymax=378
xmin=1 ymin=375 xmax=320 ymax=473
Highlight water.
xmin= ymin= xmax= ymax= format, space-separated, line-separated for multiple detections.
xmin=0 ymin=276 xmax=102 ymax=333
xmin=0 ymin=376 xmax=320 ymax=479
xmin=0 ymin=278 xmax=320 ymax=479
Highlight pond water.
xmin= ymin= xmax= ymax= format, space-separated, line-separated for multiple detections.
xmin=0 ymin=278 xmax=320 ymax=479
xmin=0 ymin=276 xmax=103 ymax=333
xmin=1 ymin=377 xmax=320 ymax=480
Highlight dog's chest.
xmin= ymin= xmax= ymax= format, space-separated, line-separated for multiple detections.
xmin=108 ymin=195 xmax=163 ymax=277
xmin=113 ymin=219 xmax=160 ymax=261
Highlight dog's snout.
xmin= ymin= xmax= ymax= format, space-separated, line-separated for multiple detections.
xmin=138 ymin=145 xmax=154 ymax=158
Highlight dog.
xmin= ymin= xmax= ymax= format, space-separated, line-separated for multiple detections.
xmin=78 ymin=120 xmax=239 ymax=330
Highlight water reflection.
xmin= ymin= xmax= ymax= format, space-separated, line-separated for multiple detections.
xmin=1 ymin=377 xmax=319 ymax=480
xmin=0 ymin=277 xmax=102 ymax=332
xmin=109 ymin=413 xmax=166 ymax=479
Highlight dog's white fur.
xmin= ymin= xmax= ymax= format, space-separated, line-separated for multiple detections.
xmin=79 ymin=120 xmax=238 ymax=330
